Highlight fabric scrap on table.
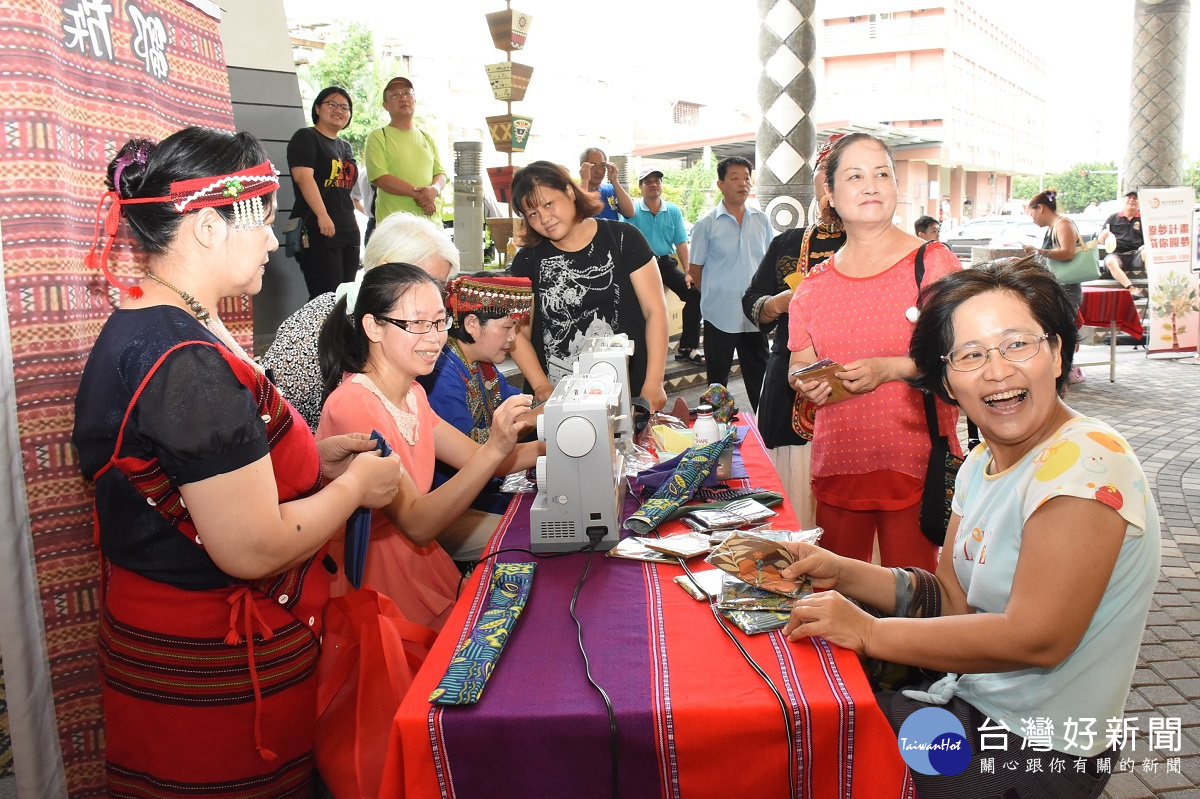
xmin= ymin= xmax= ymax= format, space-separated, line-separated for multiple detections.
xmin=623 ymin=431 xmax=735 ymax=535
xmin=429 ymin=561 xmax=536 ymax=705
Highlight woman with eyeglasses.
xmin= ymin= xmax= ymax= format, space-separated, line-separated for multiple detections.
xmin=782 ymin=257 xmax=1159 ymax=797
xmin=287 ymin=85 xmax=361 ymax=299
xmin=316 ymin=263 xmax=539 ymax=628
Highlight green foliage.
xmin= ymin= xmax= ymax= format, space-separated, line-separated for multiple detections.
xmin=1183 ymin=154 xmax=1200 ymax=196
xmin=1012 ymin=175 xmax=1041 ymax=200
xmin=625 ymin=149 xmax=719 ymax=224
xmin=301 ymin=22 xmax=392 ymax=160
xmin=1010 ymin=162 xmax=1119 ymax=212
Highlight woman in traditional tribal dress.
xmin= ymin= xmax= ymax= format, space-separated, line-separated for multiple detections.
xmin=417 ymin=275 xmax=537 ymax=566
xmin=73 ymin=127 xmax=402 ymax=798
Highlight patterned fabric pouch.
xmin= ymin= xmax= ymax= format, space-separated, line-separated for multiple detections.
xmin=623 ymin=431 xmax=736 ymax=535
xmin=699 ymin=383 xmax=738 ymax=424
xmin=790 ymin=393 xmax=817 ymax=441
xmin=429 ymin=562 xmax=536 ymax=705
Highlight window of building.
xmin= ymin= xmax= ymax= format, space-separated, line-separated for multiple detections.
xmin=673 ymin=101 xmax=701 ymax=126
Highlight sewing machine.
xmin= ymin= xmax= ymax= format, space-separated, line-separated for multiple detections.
xmin=573 ymin=334 xmax=635 ymax=441
xmin=529 ymin=375 xmax=626 ymax=553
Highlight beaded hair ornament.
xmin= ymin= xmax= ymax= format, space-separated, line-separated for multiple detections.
xmin=84 ymin=155 xmax=279 ymax=297
xmin=814 ymin=132 xmax=844 ymax=170
xmin=446 ymin=276 xmax=534 ymax=321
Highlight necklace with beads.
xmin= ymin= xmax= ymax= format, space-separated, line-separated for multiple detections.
xmin=144 ymin=272 xmax=258 ymax=368
xmin=146 ymin=272 xmax=211 ymax=323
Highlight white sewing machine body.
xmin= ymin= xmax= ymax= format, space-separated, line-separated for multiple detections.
xmin=529 ymin=375 xmax=626 ymax=553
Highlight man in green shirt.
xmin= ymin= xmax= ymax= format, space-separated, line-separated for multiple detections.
xmin=365 ymin=76 xmax=447 ymax=222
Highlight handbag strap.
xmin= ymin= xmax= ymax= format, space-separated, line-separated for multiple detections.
xmin=913 ymin=242 xmax=979 ymax=450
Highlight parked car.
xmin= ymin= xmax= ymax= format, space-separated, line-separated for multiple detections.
xmin=941 ymin=216 xmax=1044 ymax=263
xmin=1067 ymin=214 xmax=1103 ymax=244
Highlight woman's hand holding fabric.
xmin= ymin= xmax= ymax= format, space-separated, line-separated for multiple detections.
xmin=318 ymin=432 xmax=380 ymax=481
xmin=343 ymin=449 xmax=404 ymax=508
xmin=784 ymin=590 xmax=876 ymax=654
xmin=782 ymin=541 xmax=843 ymax=591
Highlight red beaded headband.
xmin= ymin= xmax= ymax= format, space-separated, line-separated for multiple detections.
xmin=84 ymin=160 xmax=279 ymax=296
xmin=446 ymin=276 xmax=534 ymax=320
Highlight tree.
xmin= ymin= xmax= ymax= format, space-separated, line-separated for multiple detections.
xmin=1011 ymin=175 xmax=1041 ymax=200
xmin=1009 ymin=162 xmax=1119 ymax=212
xmin=1183 ymin=154 xmax=1200 ymax=196
xmin=301 ymin=23 xmax=392 ymax=159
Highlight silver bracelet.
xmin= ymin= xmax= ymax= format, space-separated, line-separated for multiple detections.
xmin=891 ymin=567 xmax=915 ymax=617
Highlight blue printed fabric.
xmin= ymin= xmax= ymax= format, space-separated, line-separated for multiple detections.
xmin=623 ymin=431 xmax=736 ymax=535
xmin=429 ymin=561 xmax=536 ymax=705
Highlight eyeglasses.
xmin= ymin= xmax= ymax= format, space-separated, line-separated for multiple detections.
xmin=386 ymin=90 xmax=415 ymax=100
xmin=942 ymin=333 xmax=1049 ymax=372
xmin=374 ymin=314 xmax=454 ymax=334
xmin=322 ymin=101 xmax=350 ymax=111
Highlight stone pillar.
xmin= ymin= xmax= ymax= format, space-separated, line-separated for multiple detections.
xmin=1125 ymin=0 xmax=1191 ymax=190
xmin=756 ymin=0 xmax=817 ymax=234
xmin=452 ymin=141 xmax=484 ymax=273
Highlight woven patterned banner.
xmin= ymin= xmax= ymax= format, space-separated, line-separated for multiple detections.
xmin=0 ymin=2 xmax=238 ymax=794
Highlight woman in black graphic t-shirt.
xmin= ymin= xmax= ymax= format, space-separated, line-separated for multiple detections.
xmin=287 ymin=85 xmax=360 ymax=298
xmin=509 ymin=160 xmax=668 ymax=411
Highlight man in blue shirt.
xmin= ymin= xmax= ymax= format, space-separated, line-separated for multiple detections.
xmin=689 ymin=156 xmax=773 ymax=410
xmin=625 ymin=167 xmax=703 ymax=364
xmin=580 ymin=146 xmax=633 ymax=220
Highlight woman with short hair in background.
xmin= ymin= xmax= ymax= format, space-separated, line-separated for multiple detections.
xmin=288 ymin=85 xmax=361 ymax=299
xmin=1023 ymin=188 xmax=1089 ymax=384
xmin=508 ymin=160 xmax=669 ymax=412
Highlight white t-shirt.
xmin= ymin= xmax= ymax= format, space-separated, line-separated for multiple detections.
xmin=944 ymin=416 xmax=1159 ymax=757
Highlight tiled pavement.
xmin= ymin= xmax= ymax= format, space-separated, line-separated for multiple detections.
xmin=666 ymin=341 xmax=1200 ymax=797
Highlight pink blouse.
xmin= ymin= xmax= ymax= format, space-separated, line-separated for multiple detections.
xmin=787 ymin=242 xmax=962 ymax=504
xmin=317 ymin=376 xmax=460 ymax=631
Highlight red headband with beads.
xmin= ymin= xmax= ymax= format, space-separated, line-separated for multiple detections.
xmin=83 ymin=160 xmax=279 ymax=297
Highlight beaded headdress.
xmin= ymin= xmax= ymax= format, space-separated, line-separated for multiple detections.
xmin=446 ymin=276 xmax=534 ymax=321
xmin=84 ymin=160 xmax=279 ymax=296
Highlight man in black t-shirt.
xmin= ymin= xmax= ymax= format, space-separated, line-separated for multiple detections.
xmin=1098 ymin=191 xmax=1145 ymax=295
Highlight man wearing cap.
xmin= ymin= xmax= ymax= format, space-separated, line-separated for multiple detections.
xmin=418 ymin=276 xmax=539 ymax=565
xmin=365 ymin=76 xmax=447 ymax=222
xmin=580 ymin=146 xmax=633 ymax=220
xmin=625 ymin=167 xmax=703 ymax=365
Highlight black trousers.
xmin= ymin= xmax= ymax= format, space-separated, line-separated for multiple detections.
xmin=703 ymin=321 xmax=768 ymax=412
xmin=297 ymin=237 xmax=360 ymax=300
xmin=657 ymin=255 xmax=702 ymax=351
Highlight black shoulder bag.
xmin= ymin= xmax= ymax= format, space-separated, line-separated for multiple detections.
xmin=913 ymin=243 xmax=979 ymax=545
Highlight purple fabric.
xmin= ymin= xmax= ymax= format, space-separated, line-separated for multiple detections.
xmin=432 ymin=491 xmax=664 ymax=797
xmin=632 ymin=427 xmax=749 ymax=492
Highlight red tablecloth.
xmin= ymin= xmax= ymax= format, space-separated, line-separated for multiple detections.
xmin=1079 ymin=286 xmax=1144 ymax=338
xmin=382 ymin=418 xmax=914 ymax=799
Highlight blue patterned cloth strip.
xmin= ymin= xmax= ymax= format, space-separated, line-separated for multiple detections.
xmin=623 ymin=431 xmax=736 ymax=535
xmin=429 ymin=561 xmax=536 ymax=705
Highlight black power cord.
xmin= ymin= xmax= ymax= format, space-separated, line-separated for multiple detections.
xmin=677 ymin=556 xmax=798 ymax=799
xmin=571 ymin=535 xmax=621 ymax=799
xmin=457 ymin=536 xmax=621 ymax=799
